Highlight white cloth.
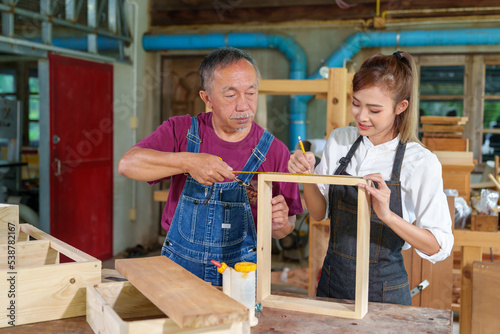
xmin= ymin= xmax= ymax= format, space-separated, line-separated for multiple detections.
xmin=315 ymin=127 xmax=454 ymax=263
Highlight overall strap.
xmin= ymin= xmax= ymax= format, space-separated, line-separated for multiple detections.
xmin=334 ymin=136 xmax=363 ymax=175
xmin=186 ymin=116 xmax=201 ymax=153
xmin=390 ymin=141 xmax=407 ymax=181
xmin=236 ymin=130 xmax=275 ymax=185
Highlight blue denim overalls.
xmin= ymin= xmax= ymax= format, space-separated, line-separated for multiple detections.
xmin=317 ymin=136 xmax=411 ymax=305
xmin=162 ymin=116 xmax=274 ymax=285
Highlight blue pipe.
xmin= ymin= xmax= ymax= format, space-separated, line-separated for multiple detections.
xmin=300 ymin=28 xmax=500 ymax=103
xmin=31 ymin=36 xmax=121 ymax=51
xmin=143 ymin=33 xmax=307 ymax=149
xmin=142 ymin=28 xmax=500 ymax=149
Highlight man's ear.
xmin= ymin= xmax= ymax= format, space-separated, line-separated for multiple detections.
xmin=199 ymin=90 xmax=212 ymax=110
xmin=396 ymin=100 xmax=409 ymax=115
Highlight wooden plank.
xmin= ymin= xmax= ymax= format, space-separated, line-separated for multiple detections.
xmin=434 ymin=151 xmax=473 ymax=165
xmin=0 ymin=240 xmax=59 ymax=269
xmin=454 ymin=230 xmax=500 ymax=248
xmin=307 ymin=218 xmax=329 ymax=296
xmin=419 ymin=196 xmax=455 ymax=310
xmin=460 ymin=246 xmax=482 ymax=334
xmin=19 ymin=224 xmax=97 ymax=263
xmin=420 ymin=116 xmax=468 ymax=125
xmin=326 ymin=68 xmax=348 ymax=137
xmin=153 ymin=190 xmax=169 ymax=202
xmin=259 ymin=79 xmax=328 ymax=95
xmin=421 ymin=137 xmax=468 ymax=151
xmin=471 ymin=262 xmax=500 ymax=334
xmin=257 ymin=173 xmax=369 ymax=319
xmin=422 ymin=124 xmax=465 ymax=133
xmin=0 ymin=204 xmax=18 ymax=243
xmin=115 ymin=256 xmax=248 ymax=329
xmin=0 ymin=261 xmax=100 ymax=327
xmin=422 ymin=133 xmax=463 ymax=138
xmin=470 ymin=215 xmax=498 ymax=232
xmin=257 ymin=178 xmax=273 ymax=303
xmin=355 ymin=186 xmax=370 ymax=319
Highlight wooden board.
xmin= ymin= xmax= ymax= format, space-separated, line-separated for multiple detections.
xmin=434 ymin=151 xmax=474 ymax=166
xmin=259 ymin=79 xmax=328 ymax=95
xmin=471 ymin=262 xmax=500 ymax=334
xmin=421 ymin=137 xmax=469 ymax=151
xmin=86 ymin=281 xmax=245 ymax=334
xmin=420 ymin=116 xmax=468 ymax=125
xmin=257 ymin=173 xmax=370 ymax=319
xmin=115 ymin=256 xmax=248 ymax=329
xmin=422 ymin=124 xmax=465 ymax=134
xmin=471 ymin=215 xmax=498 ymax=232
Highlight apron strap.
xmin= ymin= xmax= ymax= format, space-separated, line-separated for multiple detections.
xmin=390 ymin=141 xmax=407 ymax=181
xmin=186 ymin=116 xmax=201 ymax=153
xmin=236 ymin=130 xmax=275 ymax=185
xmin=334 ymin=135 xmax=363 ymax=175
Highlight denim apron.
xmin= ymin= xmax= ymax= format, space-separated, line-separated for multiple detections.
xmin=317 ymin=136 xmax=411 ymax=305
xmin=162 ymin=116 xmax=274 ymax=285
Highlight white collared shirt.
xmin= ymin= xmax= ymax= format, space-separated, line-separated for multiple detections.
xmin=315 ymin=127 xmax=454 ymax=263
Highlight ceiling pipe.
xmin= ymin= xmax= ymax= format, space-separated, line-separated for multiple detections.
xmin=298 ymin=27 xmax=500 ymax=107
xmin=143 ymin=28 xmax=500 ymax=149
xmin=143 ymin=33 xmax=307 ymax=149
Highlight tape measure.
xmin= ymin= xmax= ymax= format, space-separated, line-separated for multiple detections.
xmin=232 ymin=171 xmax=362 ymax=179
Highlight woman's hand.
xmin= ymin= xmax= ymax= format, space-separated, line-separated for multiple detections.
xmin=288 ymin=151 xmax=316 ymax=174
xmin=358 ymin=173 xmax=393 ymax=222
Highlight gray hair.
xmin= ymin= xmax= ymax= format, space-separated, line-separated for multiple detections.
xmin=199 ymin=47 xmax=260 ymax=93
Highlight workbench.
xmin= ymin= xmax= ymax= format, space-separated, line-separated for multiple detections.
xmin=2 ymin=294 xmax=452 ymax=333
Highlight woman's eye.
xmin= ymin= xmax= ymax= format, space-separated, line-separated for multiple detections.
xmin=370 ymin=109 xmax=381 ymax=114
xmin=352 ymin=101 xmax=359 ymax=107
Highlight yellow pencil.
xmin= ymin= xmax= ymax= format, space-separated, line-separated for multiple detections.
xmin=298 ymin=136 xmax=306 ymax=153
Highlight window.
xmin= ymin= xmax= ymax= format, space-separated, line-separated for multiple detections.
xmin=419 ymin=65 xmax=465 ymax=118
xmin=481 ymin=64 xmax=500 ymax=162
xmin=0 ymin=69 xmax=16 ymax=147
xmin=28 ymin=69 xmax=39 ymax=145
xmin=414 ymin=55 xmax=500 ymax=163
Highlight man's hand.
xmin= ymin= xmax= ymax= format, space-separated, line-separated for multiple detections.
xmin=186 ymin=154 xmax=235 ymax=185
xmin=271 ymin=195 xmax=295 ymax=239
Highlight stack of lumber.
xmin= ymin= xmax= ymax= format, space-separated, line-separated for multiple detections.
xmin=421 ymin=116 xmax=469 ymax=151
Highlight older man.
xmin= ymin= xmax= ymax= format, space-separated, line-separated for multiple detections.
xmin=119 ymin=47 xmax=303 ymax=285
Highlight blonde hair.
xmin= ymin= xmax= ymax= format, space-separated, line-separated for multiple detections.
xmin=352 ymin=51 xmax=420 ymax=144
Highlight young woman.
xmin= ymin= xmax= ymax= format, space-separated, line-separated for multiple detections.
xmin=288 ymin=51 xmax=454 ymax=305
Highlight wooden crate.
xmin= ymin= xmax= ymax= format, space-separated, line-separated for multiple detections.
xmin=257 ymin=173 xmax=370 ymax=319
xmin=86 ymin=281 xmax=246 ymax=334
xmin=0 ymin=203 xmax=101 ymax=327
xmin=471 ymin=215 xmax=498 ymax=232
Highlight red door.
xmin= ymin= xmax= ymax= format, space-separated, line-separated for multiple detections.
xmin=49 ymin=54 xmax=113 ymax=260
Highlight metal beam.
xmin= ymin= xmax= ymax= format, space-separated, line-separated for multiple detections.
xmin=87 ymin=0 xmax=97 ymax=53
xmin=41 ymin=0 xmax=52 ymax=44
xmin=0 ymin=35 xmax=129 ymax=63
xmin=1 ymin=0 xmax=14 ymax=37
xmin=65 ymin=0 xmax=75 ymax=21
xmin=0 ymin=3 xmax=131 ymax=42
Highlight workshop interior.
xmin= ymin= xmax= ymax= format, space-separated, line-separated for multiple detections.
xmin=1 ymin=0 xmax=500 ymax=333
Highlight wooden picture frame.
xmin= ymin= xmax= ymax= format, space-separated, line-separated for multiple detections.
xmin=256 ymin=174 xmax=370 ymax=319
